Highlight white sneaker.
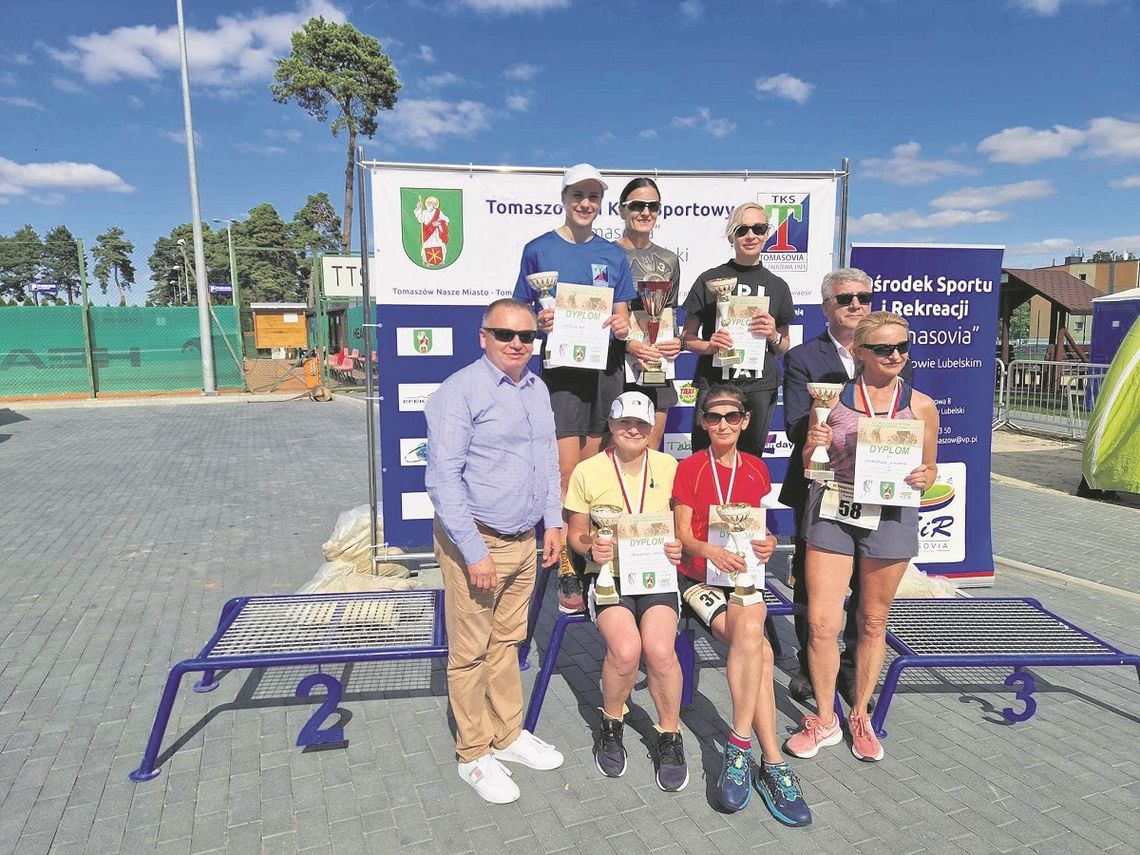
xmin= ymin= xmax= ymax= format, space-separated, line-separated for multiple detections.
xmin=492 ymin=730 xmax=565 ymax=771
xmin=458 ymin=755 xmax=519 ymax=804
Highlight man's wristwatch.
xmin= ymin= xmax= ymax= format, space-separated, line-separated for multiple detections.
xmin=770 ymin=331 xmax=783 ymax=351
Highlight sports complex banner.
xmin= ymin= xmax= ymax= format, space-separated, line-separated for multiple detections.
xmin=851 ymin=244 xmax=1004 ymax=586
xmin=369 ymin=164 xmax=841 ymax=548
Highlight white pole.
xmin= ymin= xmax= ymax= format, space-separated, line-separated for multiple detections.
xmin=176 ymin=0 xmax=216 ymax=395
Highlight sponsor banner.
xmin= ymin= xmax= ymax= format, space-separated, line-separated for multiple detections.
xmin=672 ymin=378 xmax=699 ymax=408
xmin=320 ymin=254 xmax=379 ymax=300
xmin=663 ymin=432 xmax=692 ymax=460
xmin=400 ymin=438 xmax=428 ymax=467
xmin=395 ymin=327 xmax=454 ymax=357
xmin=401 ymin=492 xmax=435 ymax=520
xmin=396 ymin=383 xmax=440 ymax=412
xmin=764 ymin=431 xmax=793 ymax=459
xmin=850 ymin=243 xmax=1003 ymax=585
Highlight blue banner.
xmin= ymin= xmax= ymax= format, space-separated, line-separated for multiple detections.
xmin=850 ymin=244 xmax=1004 ymax=585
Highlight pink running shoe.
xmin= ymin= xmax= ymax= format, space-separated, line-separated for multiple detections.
xmin=849 ymin=714 xmax=884 ymax=762
xmin=785 ymin=714 xmax=842 ymax=759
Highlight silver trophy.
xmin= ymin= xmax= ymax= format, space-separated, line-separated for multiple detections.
xmin=805 ymin=382 xmax=845 ymax=481
xmin=589 ymin=504 xmax=623 ymax=606
xmin=527 ymin=271 xmax=558 ymax=368
xmin=715 ymin=503 xmax=763 ymax=606
xmin=705 ymin=276 xmax=743 ymax=366
xmin=635 ymin=279 xmax=671 ymax=386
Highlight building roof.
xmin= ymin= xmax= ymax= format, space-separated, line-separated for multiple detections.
xmin=1003 ymin=268 xmax=1102 ymax=314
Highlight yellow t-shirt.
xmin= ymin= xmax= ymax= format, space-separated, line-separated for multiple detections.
xmin=564 ymin=449 xmax=678 ymax=575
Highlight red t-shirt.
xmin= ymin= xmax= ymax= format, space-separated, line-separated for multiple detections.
xmin=672 ymin=450 xmax=772 ymax=582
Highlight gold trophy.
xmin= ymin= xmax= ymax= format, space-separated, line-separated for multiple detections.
xmin=805 ymin=382 xmax=845 ymax=481
xmin=589 ymin=504 xmax=623 ymax=606
xmin=705 ymin=276 xmax=743 ymax=366
xmin=635 ymin=279 xmax=671 ymax=386
xmin=527 ymin=271 xmax=558 ymax=369
xmin=715 ymin=503 xmax=763 ymax=606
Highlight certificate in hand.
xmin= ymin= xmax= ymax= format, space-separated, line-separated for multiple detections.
xmin=544 ymin=283 xmax=613 ymax=370
xmin=616 ymin=511 xmax=678 ymax=595
xmin=705 ymin=504 xmax=766 ymax=589
xmin=713 ymin=295 xmax=769 ymax=373
xmin=624 ymin=308 xmax=676 ymax=383
xmin=853 ymin=417 xmax=925 ymax=507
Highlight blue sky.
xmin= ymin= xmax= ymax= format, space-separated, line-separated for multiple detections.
xmin=1 ymin=0 xmax=1137 ymax=303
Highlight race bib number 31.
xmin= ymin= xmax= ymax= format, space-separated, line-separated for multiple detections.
xmin=819 ymin=483 xmax=881 ymax=531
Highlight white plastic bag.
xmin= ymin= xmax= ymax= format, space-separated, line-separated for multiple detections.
xmin=895 ymin=561 xmax=961 ymax=598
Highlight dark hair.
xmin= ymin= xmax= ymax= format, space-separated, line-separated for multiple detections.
xmin=698 ymin=382 xmax=748 ymax=414
xmin=619 ymin=177 xmax=661 ymax=205
xmin=482 ymin=297 xmax=536 ymax=326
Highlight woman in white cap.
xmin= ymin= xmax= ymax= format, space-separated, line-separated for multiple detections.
xmin=564 ymin=391 xmax=687 ymax=792
xmin=513 ymin=164 xmax=636 ymax=615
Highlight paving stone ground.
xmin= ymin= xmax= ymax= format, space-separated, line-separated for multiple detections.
xmin=0 ymin=399 xmax=1136 ymax=855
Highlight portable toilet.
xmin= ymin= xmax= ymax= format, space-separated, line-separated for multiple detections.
xmin=1090 ymin=288 xmax=1140 ymax=365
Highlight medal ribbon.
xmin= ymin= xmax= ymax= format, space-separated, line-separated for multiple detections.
xmin=707 ymin=448 xmax=739 ymax=506
xmin=608 ymin=450 xmax=648 ymax=514
xmin=857 ymin=376 xmax=901 ymax=419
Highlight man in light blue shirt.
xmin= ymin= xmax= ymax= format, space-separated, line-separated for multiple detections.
xmin=425 ymin=298 xmax=564 ymax=804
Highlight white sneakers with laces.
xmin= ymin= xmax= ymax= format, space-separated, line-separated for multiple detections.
xmin=458 ymin=755 xmax=519 ymax=804
xmin=492 ymin=729 xmax=565 ymax=770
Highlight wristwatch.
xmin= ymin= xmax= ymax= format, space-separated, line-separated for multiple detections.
xmin=678 ymin=332 xmax=689 ymax=352
xmin=770 ymin=331 xmax=783 ymax=351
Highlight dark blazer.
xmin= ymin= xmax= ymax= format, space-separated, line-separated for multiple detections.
xmin=778 ymin=329 xmax=914 ymax=510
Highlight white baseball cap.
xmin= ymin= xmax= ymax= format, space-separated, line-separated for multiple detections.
xmin=609 ymin=391 xmax=655 ymax=425
xmin=561 ymin=163 xmax=608 ymax=193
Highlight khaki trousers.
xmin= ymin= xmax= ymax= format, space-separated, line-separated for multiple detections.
xmin=434 ymin=517 xmax=536 ymax=763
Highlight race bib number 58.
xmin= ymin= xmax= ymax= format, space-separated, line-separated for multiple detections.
xmin=820 ymin=483 xmax=881 ymax=531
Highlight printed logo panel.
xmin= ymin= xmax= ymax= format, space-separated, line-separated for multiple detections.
xmin=672 ymin=379 xmax=699 ymax=408
xmin=917 ymin=461 xmax=966 ymax=563
xmin=763 ymin=431 xmax=793 ymax=458
xmin=396 ymin=327 xmax=454 ymax=357
xmin=400 ymin=188 xmax=464 ymax=270
xmin=757 ymin=193 xmax=810 ymax=275
xmin=400 ymin=438 xmax=428 ymax=467
xmin=397 ymin=383 xmax=441 ymax=412
xmin=663 ymin=432 xmax=692 ymax=460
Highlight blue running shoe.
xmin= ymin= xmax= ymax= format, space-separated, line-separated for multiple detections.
xmin=754 ymin=761 xmax=812 ymax=827
xmin=716 ymin=741 xmax=752 ymax=812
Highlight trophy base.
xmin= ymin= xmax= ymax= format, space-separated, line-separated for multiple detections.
xmin=807 ymin=467 xmax=835 ymax=481
xmin=730 ymin=588 xmax=765 ymax=607
xmin=594 ymin=587 xmax=620 ymax=606
xmin=716 ymin=349 xmax=745 ymax=366
xmin=640 ymin=368 xmax=667 ymax=386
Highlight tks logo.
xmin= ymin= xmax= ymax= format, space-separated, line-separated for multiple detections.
xmin=758 ymin=194 xmax=810 ymax=254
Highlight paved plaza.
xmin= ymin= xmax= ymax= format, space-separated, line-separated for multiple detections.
xmin=0 ymin=398 xmax=1137 ymax=854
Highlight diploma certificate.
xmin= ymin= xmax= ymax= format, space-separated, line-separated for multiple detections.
xmin=545 ymin=283 xmax=613 ymax=370
xmin=616 ymin=511 xmax=678 ymax=595
xmin=853 ymin=417 xmax=925 ymax=507
xmin=713 ymin=295 xmax=769 ymax=373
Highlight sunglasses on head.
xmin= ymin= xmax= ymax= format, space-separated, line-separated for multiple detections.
xmin=862 ymin=341 xmax=910 ymax=357
xmin=733 ymin=223 xmax=770 ymax=238
xmin=621 ymin=200 xmax=661 ymax=213
xmin=701 ymin=410 xmax=746 ymax=426
xmin=483 ymin=327 xmax=537 ymax=344
xmin=832 ymin=292 xmax=873 ymax=307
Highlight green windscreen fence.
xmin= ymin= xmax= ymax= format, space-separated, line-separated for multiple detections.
xmin=0 ymin=306 xmax=243 ymax=398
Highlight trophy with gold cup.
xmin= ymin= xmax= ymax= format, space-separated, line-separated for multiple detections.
xmin=589 ymin=504 xmax=623 ymax=606
xmin=706 ymin=276 xmax=743 ymax=366
xmin=805 ymin=382 xmax=845 ymax=481
xmin=635 ymin=279 xmax=671 ymax=386
xmin=526 ymin=271 xmax=558 ymax=369
xmin=715 ymin=502 xmax=764 ymax=606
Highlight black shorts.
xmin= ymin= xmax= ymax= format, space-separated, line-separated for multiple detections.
xmin=587 ymin=576 xmax=680 ymax=623
xmin=543 ymin=359 xmax=625 ymax=439
xmin=677 ymin=574 xmax=730 ymax=630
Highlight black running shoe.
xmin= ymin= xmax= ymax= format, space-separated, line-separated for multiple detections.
xmin=594 ymin=717 xmax=627 ymax=777
xmin=654 ymin=730 xmax=689 ymax=792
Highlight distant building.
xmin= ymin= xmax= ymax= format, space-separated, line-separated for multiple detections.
xmin=1025 ymin=254 xmax=1140 ymax=347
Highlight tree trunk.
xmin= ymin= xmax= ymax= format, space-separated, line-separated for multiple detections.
xmin=341 ymin=127 xmax=356 ymax=254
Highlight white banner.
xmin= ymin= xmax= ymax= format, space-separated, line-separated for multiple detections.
xmin=370 ymin=168 xmax=838 ymax=307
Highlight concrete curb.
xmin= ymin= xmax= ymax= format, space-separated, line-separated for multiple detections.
xmin=994 ymin=554 xmax=1140 ymax=604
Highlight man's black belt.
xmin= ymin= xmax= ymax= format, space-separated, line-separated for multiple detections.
xmin=475 ymin=520 xmax=532 ymax=541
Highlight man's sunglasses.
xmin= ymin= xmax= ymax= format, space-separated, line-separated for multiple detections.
xmin=621 ymin=200 xmax=661 ymax=213
xmin=862 ymin=341 xmax=910 ymax=357
xmin=832 ymin=292 xmax=874 ymax=307
xmin=701 ymin=410 xmax=746 ymax=426
xmin=483 ymin=327 xmax=537 ymax=344
xmin=733 ymin=223 xmax=770 ymax=238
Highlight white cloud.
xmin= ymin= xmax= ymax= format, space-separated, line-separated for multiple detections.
xmin=849 ymin=208 xmax=1009 ymax=235
xmin=1084 ymin=117 xmax=1140 ymax=159
xmin=159 ymin=128 xmax=204 ymax=146
xmin=1086 ymin=234 xmax=1140 ymax=254
xmin=379 ymin=98 xmax=492 ymax=149
xmin=1110 ymin=175 xmax=1140 ymax=189
xmin=235 ymin=142 xmax=287 ymax=155
xmin=503 ymin=62 xmax=538 ymax=81
xmin=755 ymin=73 xmax=815 ymax=105
xmin=458 ymin=0 xmax=568 ymax=12
xmin=44 ymin=0 xmax=347 ymax=90
xmin=680 ymin=1 xmax=703 ymax=19
xmin=266 ymin=128 xmax=303 ymax=143
xmin=0 ymin=95 xmax=46 ymax=111
xmin=505 ymin=93 xmax=531 ymax=112
xmin=0 ymin=71 xmax=17 ymax=87
xmin=1007 ymin=238 xmax=1076 ymax=257
xmin=415 ymin=45 xmax=436 ymax=63
xmin=52 ymin=77 xmax=84 ymax=94
xmin=672 ymin=107 xmax=734 ymax=139
xmin=0 ymin=156 xmax=134 ymax=203
xmin=11 ymin=54 xmax=32 ymax=66
xmin=639 ymin=129 xmax=658 ymax=141
xmin=421 ymin=72 xmax=463 ymax=89
xmin=1011 ymin=0 xmax=1062 ymax=15
xmin=977 ymin=124 xmax=1084 ymax=164
xmin=861 ymin=142 xmax=979 ymax=186
xmin=930 ymin=179 xmax=1054 ymax=210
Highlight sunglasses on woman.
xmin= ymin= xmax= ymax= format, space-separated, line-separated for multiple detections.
xmin=483 ymin=327 xmax=537 ymax=344
xmin=621 ymin=200 xmax=661 ymax=213
xmin=832 ymin=292 xmax=873 ymax=307
xmin=702 ymin=410 xmax=746 ymax=426
xmin=733 ymin=223 xmax=770 ymax=238
xmin=862 ymin=341 xmax=910 ymax=357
